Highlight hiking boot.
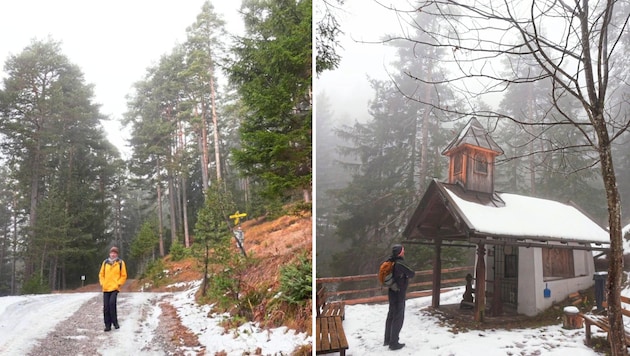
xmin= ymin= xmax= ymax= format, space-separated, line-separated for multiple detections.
xmin=389 ymin=343 xmax=405 ymax=350
xmin=114 ymin=323 xmax=120 ymax=329
xmin=104 ymin=327 xmax=111 ymax=332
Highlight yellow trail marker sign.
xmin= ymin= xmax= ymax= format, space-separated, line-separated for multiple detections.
xmin=229 ymin=211 xmax=247 ymax=225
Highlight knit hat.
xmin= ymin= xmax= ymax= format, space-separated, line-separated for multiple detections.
xmin=392 ymin=244 xmax=403 ymax=257
xmin=110 ymin=246 xmax=119 ymax=254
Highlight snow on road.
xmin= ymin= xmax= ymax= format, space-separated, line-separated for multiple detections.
xmin=97 ymin=292 xmax=166 ymax=354
xmin=0 ymin=292 xmax=97 ymax=355
xmin=0 ymin=282 xmax=310 ymax=355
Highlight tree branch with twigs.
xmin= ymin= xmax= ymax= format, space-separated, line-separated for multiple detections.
xmin=378 ymin=0 xmax=630 ymax=353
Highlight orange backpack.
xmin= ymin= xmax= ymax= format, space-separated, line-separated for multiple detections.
xmin=378 ymin=261 xmax=397 ymax=290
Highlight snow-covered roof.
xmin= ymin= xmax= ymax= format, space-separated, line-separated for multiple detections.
xmin=444 ymin=186 xmax=610 ymax=244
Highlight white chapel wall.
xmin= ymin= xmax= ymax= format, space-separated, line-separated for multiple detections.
xmin=517 ymin=246 xmax=595 ymax=316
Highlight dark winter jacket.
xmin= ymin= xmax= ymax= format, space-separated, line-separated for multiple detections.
xmin=391 ymin=257 xmax=415 ymax=295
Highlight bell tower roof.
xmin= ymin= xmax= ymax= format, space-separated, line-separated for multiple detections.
xmin=442 ymin=117 xmax=503 ymax=194
xmin=442 ymin=117 xmax=503 ymax=156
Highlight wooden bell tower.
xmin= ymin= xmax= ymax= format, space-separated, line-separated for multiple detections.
xmin=442 ymin=117 xmax=503 ymax=194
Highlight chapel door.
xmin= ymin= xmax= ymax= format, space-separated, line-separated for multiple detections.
xmin=494 ymin=245 xmax=518 ymax=310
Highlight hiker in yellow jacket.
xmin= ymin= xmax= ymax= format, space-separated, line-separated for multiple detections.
xmin=99 ymin=246 xmax=127 ymax=332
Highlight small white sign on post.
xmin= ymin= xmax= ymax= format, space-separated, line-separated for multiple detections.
xmin=81 ymin=275 xmax=85 ymax=281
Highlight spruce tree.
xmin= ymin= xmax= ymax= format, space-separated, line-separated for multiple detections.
xmin=229 ymin=0 xmax=312 ymax=204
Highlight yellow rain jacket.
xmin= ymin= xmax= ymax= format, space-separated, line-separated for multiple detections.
xmin=99 ymin=258 xmax=127 ymax=292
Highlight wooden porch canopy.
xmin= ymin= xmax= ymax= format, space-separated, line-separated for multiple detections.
xmin=402 ymin=179 xmax=610 ymax=321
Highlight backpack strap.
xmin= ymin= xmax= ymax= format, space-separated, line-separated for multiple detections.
xmin=102 ymin=259 xmax=123 ymax=276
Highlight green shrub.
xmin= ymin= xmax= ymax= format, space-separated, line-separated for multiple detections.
xmin=279 ymin=253 xmax=312 ymax=304
xmin=291 ymin=201 xmax=312 ymax=216
xmin=238 ymin=286 xmax=270 ymax=320
xmin=143 ymin=258 xmax=167 ymax=287
xmin=169 ymin=239 xmax=188 ymax=261
xmin=22 ymin=274 xmax=50 ymax=295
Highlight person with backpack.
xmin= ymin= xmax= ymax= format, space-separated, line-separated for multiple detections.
xmin=383 ymin=244 xmax=415 ymax=350
xmin=99 ymin=246 xmax=127 ymax=332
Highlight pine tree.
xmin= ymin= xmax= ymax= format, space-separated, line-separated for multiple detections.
xmin=183 ymin=0 xmax=228 ymax=188
xmin=495 ymin=62 xmax=606 ymax=221
xmin=194 ymin=182 xmax=236 ymax=297
xmin=229 ymin=0 xmax=312 ymax=204
xmin=0 ymin=38 xmax=119 ymax=289
xmin=328 ymin=10 xmax=458 ymax=275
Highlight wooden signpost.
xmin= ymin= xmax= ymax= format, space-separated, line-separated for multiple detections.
xmin=229 ymin=211 xmax=247 ymax=257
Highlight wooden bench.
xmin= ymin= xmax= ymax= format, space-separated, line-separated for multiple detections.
xmin=317 ymin=286 xmax=345 ymax=320
xmin=580 ymin=295 xmax=630 ymax=346
xmin=316 ymin=316 xmax=349 ymax=356
xmin=316 ymin=286 xmax=348 ymax=355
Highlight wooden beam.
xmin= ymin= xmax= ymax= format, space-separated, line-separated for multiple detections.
xmin=468 ymin=237 xmax=609 ymax=251
xmin=344 ymin=287 xmax=459 ymax=305
xmin=315 ymin=266 xmax=473 ymax=284
xmin=432 ymin=239 xmax=442 ymax=308
xmin=475 ymin=243 xmax=486 ymax=322
xmin=329 ymin=278 xmax=466 ymax=297
xmin=403 ymin=240 xmax=475 ymax=248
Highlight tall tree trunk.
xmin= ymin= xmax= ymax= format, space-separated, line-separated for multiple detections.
xmin=11 ymin=193 xmax=17 ymax=295
xmin=39 ymin=245 xmax=47 ymax=280
xmin=409 ymin=103 xmax=418 ymax=196
xmin=419 ymin=61 xmax=432 ymax=194
xmin=202 ymin=241 xmax=209 ymax=296
xmin=50 ymin=255 xmax=58 ymax=291
xmin=596 ymin=120 xmax=625 ymax=355
xmin=156 ymin=158 xmax=165 ymax=257
xmin=168 ymin=174 xmax=178 ymax=247
xmin=527 ymin=85 xmax=536 ymax=195
xmin=196 ymin=105 xmax=209 ymax=192
xmin=201 ymin=102 xmax=210 ymax=190
xmin=61 ymin=261 xmax=66 ymax=290
xmin=29 ymin=138 xmax=42 ymax=225
xmin=26 ymin=143 xmax=42 ymax=281
xmin=182 ymin=176 xmax=190 ymax=247
xmin=115 ymin=193 xmax=122 ymax=251
xmin=210 ymin=76 xmax=222 ymax=181
xmin=0 ymin=224 xmax=6 ymax=288
xmin=243 ymin=178 xmax=250 ymax=205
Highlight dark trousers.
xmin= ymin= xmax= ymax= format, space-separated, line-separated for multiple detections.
xmin=103 ymin=291 xmax=119 ymax=327
xmin=384 ymin=289 xmax=406 ymax=345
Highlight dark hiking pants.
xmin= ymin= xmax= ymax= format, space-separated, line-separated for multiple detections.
xmin=103 ymin=291 xmax=119 ymax=327
xmin=384 ymin=289 xmax=406 ymax=345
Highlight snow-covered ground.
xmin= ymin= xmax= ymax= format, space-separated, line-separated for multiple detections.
xmin=336 ymin=288 xmax=610 ymax=356
xmin=0 ymin=292 xmax=98 ymax=354
xmin=173 ymin=282 xmax=309 ymax=355
xmin=0 ymin=281 xmax=310 ymax=355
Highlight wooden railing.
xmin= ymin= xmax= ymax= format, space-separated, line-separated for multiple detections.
xmin=316 ymin=266 xmax=474 ymax=305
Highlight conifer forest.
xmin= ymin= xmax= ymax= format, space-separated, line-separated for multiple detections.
xmin=0 ymin=0 xmax=312 ymax=295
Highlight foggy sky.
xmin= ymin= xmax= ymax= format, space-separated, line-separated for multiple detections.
xmin=316 ymin=0 xmax=401 ymax=125
xmin=0 ymin=0 xmax=244 ymax=158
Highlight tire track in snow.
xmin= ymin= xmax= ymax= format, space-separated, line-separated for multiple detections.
xmin=0 ymin=293 xmax=97 ymax=355
xmin=7 ymin=292 xmax=173 ymax=355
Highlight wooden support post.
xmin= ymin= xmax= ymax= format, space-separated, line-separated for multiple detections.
xmin=432 ymin=239 xmax=442 ymax=308
xmin=492 ymin=277 xmax=502 ymax=316
xmin=475 ymin=243 xmax=486 ymax=322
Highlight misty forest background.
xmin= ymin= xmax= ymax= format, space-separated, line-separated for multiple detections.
xmin=0 ymin=0 xmax=311 ymax=295
xmin=316 ymin=2 xmax=630 ymax=277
